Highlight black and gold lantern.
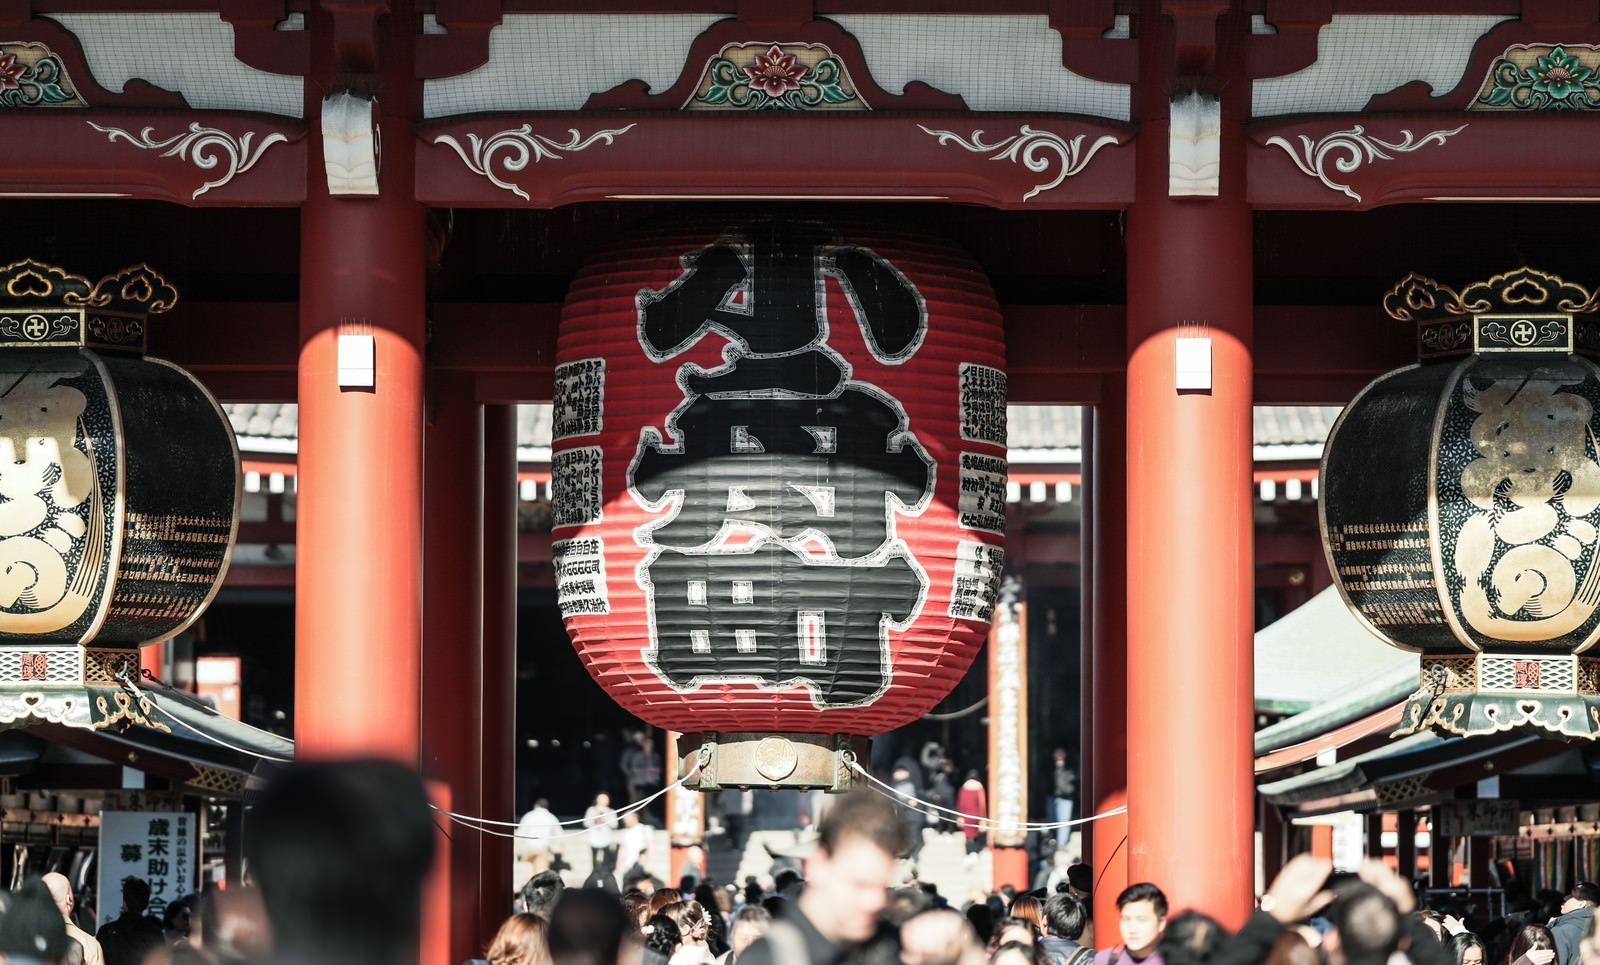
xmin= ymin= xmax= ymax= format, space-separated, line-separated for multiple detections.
xmin=0 ymin=261 xmax=239 ymax=730
xmin=1323 ymin=268 xmax=1600 ymax=739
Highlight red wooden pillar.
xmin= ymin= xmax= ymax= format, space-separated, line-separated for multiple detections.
xmin=423 ymin=370 xmax=485 ymax=964
xmin=422 ymin=780 xmax=452 ymax=965
xmin=1080 ymin=409 xmax=1094 ymax=846
xmin=1397 ymin=810 xmax=1418 ymax=880
xmin=1367 ymin=813 xmax=1386 ymax=858
xmin=666 ymin=732 xmax=706 ymax=887
xmin=1431 ymin=828 xmax=1453 ymax=888
xmin=1124 ymin=9 xmax=1255 ymax=928
xmin=1088 ymin=381 xmax=1129 ymax=940
xmin=481 ymin=405 xmax=518 ymax=935
xmin=295 ymin=5 xmax=425 ymax=763
xmin=989 ymin=585 xmax=1030 ymax=892
xmin=1310 ymin=825 xmax=1333 ymax=861
xmin=1260 ymin=797 xmax=1285 ymax=886
xmin=1469 ymin=835 xmax=1491 ymax=887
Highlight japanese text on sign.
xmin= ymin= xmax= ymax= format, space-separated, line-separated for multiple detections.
xmin=96 ymin=811 xmax=195 ymax=928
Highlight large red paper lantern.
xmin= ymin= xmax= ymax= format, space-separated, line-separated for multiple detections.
xmin=553 ymin=219 xmax=1005 ymax=784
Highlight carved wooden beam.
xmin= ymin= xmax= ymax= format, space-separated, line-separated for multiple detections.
xmin=415 ymin=0 xmax=501 ymax=79
xmin=416 ymin=112 xmax=1133 ymax=208
xmin=2 ymin=110 xmax=306 ymax=203
xmin=1048 ymin=0 xmax=1138 ymax=85
xmin=221 ymin=0 xmax=309 ymax=76
xmin=1250 ymin=112 xmax=1600 ymax=208
xmin=320 ymin=0 xmax=384 ymax=74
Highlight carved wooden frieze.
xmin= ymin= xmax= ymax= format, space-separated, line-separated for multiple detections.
xmin=1368 ymin=19 xmax=1600 ymax=111
xmin=583 ymin=18 xmax=965 ymax=111
xmin=417 ymin=113 xmax=1132 ymax=209
xmin=0 ymin=21 xmax=185 ymax=109
xmin=0 ymin=41 xmax=87 ymax=107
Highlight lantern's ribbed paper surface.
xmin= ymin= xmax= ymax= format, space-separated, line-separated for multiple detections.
xmin=553 ymin=220 xmax=1006 ymax=735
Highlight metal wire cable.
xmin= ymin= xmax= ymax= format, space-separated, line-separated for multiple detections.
xmin=848 ymin=759 xmax=1126 ymax=831
xmin=117 ymin=669 xmax=295 ymax=763
xmin=431 ymin=753 xmax=704 ymax=840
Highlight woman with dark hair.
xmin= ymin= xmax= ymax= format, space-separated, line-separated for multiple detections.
xmin=1507 ymin=923 xmax=1557 ymax=965
xmin=992 ymin=940 xmax=1047 ymax=965
xmin=1450 ymin=933 xmax=1487 ymax=965
xmin=692 ymin=883 xmax=729 ymax=956
xmin=642 ymin=914 xmax=683 ymax=965
xmin=989 ymin=917 xmax=1041 ymax=954
xmin=1159 ymin=910 xmax=1227 ymax=965
xmin=665 ymin=901 xmax=716 ymax=965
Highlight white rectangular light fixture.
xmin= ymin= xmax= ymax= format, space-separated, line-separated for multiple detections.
xmin=337 ymin=333 xmax=376 ymax=388
xmin=1175 ymin=336 xmax=1212 ymax=390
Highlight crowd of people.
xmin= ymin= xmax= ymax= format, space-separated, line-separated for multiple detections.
xmin=487 ymin=786 xmax=1600 ymax=965
xmin=0 ymin=757 xmax=1594 ymax=965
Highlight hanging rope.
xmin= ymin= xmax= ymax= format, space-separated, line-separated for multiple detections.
xmin=847 ymin=759 xmax=1126 ymax=832
xmin=117 ymin=669 xmax=295 ymax=763
xmin=920 ymin=695 xmax=988 ymax=721
xmin=430 ymin=751 xmax=705 ymax=841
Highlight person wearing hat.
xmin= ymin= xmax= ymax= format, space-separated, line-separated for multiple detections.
xmin=1065 ymin=864 xmax=1092 ymax=902
xmin=1 ymin=877 xmax=71 ymax=965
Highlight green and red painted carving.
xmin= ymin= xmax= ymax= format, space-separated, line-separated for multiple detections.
xmin=1479 ymin=45 xmax=1600 ymax=110
xmin=0 ymin=46 xmax=84 ymax=108
xmin=695 ymin=44 xmax=860 ymax=110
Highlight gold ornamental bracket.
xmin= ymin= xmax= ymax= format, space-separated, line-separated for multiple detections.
xmin=1384 ymin=267 xmax=1600 ymax=360
xmin=0 ymin=260 xmax=178 ymax=355
xmin=1392 ymin=653 xmax=1600 ymax=739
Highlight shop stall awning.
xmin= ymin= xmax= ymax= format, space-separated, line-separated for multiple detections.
xmin=1254 ymin=699 xmax=1408 ymax=775
xmin=26 ymin=682 xmax=291 ymax=799
xmin=1255 ymin=585 xmax=1418 ymax=717
xmin=1258 ymin=728 xmax=1572 ymax=816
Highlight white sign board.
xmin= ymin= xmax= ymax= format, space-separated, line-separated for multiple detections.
xmin=96 ymin=811 xmax=196 ymax=928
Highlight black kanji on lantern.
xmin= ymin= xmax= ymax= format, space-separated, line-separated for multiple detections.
xmin=632 ymin=390 xmax=931 ymax=558
xmin=643 ymin=543 xmax=923 ymax=704
xmin=631 ymin=221 xmax=932 ymax=708
xmin=638 ymin=220 xmax=925 ymax=364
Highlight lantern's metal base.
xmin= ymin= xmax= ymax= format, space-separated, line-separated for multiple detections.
xmin=676 ymin=732 xmax=869 ymax=792
xmin=1393 ymin=653 xmax=1600 ymax=739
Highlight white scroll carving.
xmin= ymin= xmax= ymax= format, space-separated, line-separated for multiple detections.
xmin=432 ymin=124 xmax=638 ymax=201
xmin=1264 ymin=124 xmax=1467 ymax=202
xmin=87 ymin=121 xmax=290 ymax=199
xmin=917 ymin=124 xmax=1118 ymax=202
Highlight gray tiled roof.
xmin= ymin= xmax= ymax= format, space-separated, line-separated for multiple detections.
xmin=1005 ymin=406 xmax=1081 ymax=450
xmin=226 ymin=403 xmax=299 ymax=441
xmin=223 ymin=404 xmax=1340 ymax=453
xmin=1253 ymin=406 xmax=1342 ymax=448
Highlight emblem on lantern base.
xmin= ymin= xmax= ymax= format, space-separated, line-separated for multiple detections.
xmin=676 ymin=731 xmax=868 ymax=791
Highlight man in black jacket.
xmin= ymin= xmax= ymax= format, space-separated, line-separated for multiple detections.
xmin=1551 ymin=882 xmax=1600 ymax=965
xmin=1039 ymin=893 xmax=1092 ymax=965
xmin=737 ymin=791 xmax=909 ymax=965
xmin=91 ymin=877 xmax=165 ymax=965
